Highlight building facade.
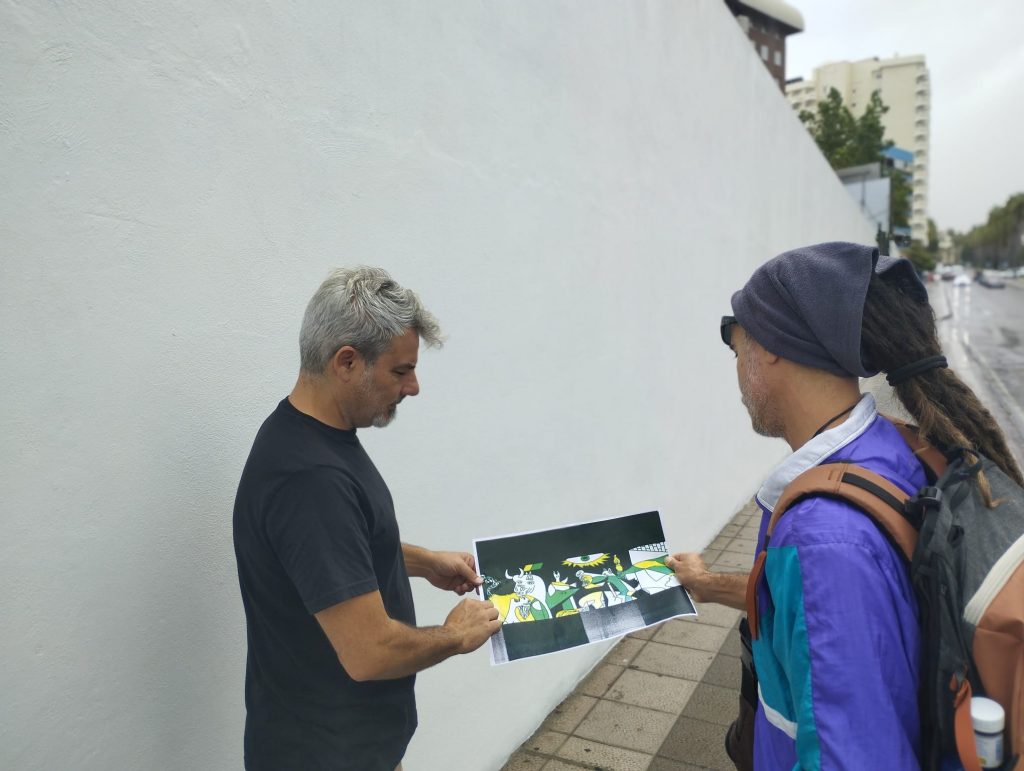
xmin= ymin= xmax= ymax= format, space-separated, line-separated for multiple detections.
xmin=724 ymin=0 xmax=804 ymax=90
xmin=786 ymin=55 xmax=931 ymax=243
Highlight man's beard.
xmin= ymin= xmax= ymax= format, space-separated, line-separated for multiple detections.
xmin=359 ymin=371 xmax=399 ymax=428
xmin=369 ymin=402 xmax=397 ymax=428
xmin=740 ymin=357 xmax=783 ymax=438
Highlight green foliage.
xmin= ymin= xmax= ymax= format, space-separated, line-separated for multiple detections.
xmin=799 ymin=89 xmax=909 ymax=239
xmin=852 ymin=91 xmax=892 ymax=167
xmin=903 ymin=242 xmax=937 ymax=272
xmin=889 ymin=168 xmax=912 ymax=230
xmin=800 ymin=88 xmax=892 ymax=169
xmin=958 ymin=193 xmax=1024 ymax=267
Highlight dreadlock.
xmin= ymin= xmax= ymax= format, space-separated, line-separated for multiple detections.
xmin=860 ymin=272 xmax=1024 ymax=506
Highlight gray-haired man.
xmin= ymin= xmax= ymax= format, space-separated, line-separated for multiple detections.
xmin=233 ymin=267 xmax=500 ymax=771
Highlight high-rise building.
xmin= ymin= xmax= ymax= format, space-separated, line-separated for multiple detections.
xmin=786 ymin=55 xmax=931 ymax=243
xmin=724 ymin=0 xmax=805 ymax=90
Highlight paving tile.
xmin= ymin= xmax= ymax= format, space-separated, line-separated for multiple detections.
xmin=718 ymin=627 xmax=744 ymax=658
xmin=607 ymin=636 xmax=646 ymax=667
xmin=542 ymin=693 xmax=598 ymax=734
xmin=501 ymin=750 xmax=549 ymax=770
xmin=717 ymin=523 xmax=742 ymax=538
xmin=681 ymin=682 xmax=740 ymax=727
xmin=727 ymin=537 xmax=758 ymax=556
xmin=685 ymin=602 xmax=741 ymax=629
xmin=574 ymin=699 xmax=677 ymax=754
xmin=579 ymin=664 xmax=625 ymax=698
xmin=658 ymin=714 xmax=734 ymax=769
xmin=606 ymin=668 xmax=698 ymax=713
xmin=737 ymin=499 xmax=761 ymax=517
xmin=738 ymin=524 xmax=760 ymax=540
xmin=708 ymin=534 xmax=732 ymax=551
xmin=522 ymin=730 xmax=570 ymax=756
xmin=702 ymin=653 xmax=742 ymax=690
xmin=700 ymin=548 xmax=722 ymax=564
xmin=652 ymin=619 xmax=730 ymax=652
xmin=541 ymin=760 xmax=592 ymax=771
xmin=711 ymin=550 xmax=753 ymax=570
xmin=628 ymin=623 xmax=660 ymax=641
xmin=555 ymin=736 xmax=653 ymax=771
xmin=648 ymin=757 xmax=708 ymax=771
xmin=631 ymin=640 xmax=715 ymax=681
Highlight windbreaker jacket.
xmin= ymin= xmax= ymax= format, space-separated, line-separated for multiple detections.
xmin=751 ymin=394 xmax=926 ymax=770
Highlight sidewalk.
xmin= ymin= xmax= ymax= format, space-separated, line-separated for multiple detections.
xmin=500 ymin=500 xmax=760 ymax=771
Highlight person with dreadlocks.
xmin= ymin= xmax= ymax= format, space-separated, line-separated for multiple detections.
xmin=666 ymin=242 xmax=1023 ymax=770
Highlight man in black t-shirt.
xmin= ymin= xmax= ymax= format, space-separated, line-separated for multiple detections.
xmin=233 ymin=267 xmax=500 ymax=771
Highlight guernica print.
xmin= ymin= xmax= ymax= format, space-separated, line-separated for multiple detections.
xmin=473 ymin=511 xmax=696 ymax=664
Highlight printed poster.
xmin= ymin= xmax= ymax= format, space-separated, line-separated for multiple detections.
xmin=473 ymin=510 xmax=696 ymax=664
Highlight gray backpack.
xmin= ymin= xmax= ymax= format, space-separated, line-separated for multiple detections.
xmin=746 ymin=421 xmax=1024 ymax=771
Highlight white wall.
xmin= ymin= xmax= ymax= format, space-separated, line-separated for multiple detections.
xmin=0 ymin=2 xmax=874 ymax=769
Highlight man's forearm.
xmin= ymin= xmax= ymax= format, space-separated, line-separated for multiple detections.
xmin=401 ymin=542 xmax=433 ymax=578
xmin=350 ymin=618 xmax=460 ymax=681
xmin=697 ymin=571 xmax=749 ymax=610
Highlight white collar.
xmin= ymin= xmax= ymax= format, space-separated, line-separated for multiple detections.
xmin=756 ymin=393 xmax=878 ymax=512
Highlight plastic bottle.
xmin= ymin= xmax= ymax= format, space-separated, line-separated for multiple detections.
xmin=971 ymin=696 xmax=1004 ymax=769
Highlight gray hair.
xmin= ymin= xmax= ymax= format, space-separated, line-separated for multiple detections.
xmin=299 ymin=266 xmax=443 ymax=374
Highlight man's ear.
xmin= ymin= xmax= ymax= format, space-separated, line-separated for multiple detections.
xmin=330 ymin=345 xmax=362 ymax=381
xmin=762 ymin=348 xmax=781 ymax=365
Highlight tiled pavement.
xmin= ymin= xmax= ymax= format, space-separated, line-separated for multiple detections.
xmin=500 ymin=499 xmax=761 ymax=771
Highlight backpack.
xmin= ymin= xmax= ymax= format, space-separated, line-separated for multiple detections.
xmin=744 ymin=420 xmax=1024 ymax=771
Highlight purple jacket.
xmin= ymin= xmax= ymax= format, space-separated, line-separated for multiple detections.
xmin=751 ymin=395 xmax=925 ymax=769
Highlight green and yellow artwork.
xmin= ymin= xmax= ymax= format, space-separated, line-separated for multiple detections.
xmin=473 ymin=511 xmax=696 ymax=664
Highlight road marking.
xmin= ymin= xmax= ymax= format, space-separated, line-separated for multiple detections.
xmin=961 ymin=335 xmax=1024 ymax=430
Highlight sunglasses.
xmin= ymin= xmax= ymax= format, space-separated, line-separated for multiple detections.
xmin=720 ymin=315 xmax=737 ymax=347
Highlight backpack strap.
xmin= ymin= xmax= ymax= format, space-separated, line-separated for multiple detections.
xmin=746 ymin=462 xmax=918 ymax=640
xmin=882 ymin=415 xmax=949 ymax=482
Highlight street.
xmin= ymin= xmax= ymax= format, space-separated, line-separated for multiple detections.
xmin=932 ymin=277 xmax=1024 ymax=469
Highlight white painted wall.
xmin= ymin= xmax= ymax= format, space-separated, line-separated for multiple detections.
xmin=0 ymin=2 xmax=874 ymax=769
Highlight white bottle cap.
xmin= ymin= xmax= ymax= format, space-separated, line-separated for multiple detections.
xmin=971 ymin=697 xmax=1005 ymax=734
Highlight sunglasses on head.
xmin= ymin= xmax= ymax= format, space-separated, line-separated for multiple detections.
xmin=720 ymin=315 xmax=737 ymax=347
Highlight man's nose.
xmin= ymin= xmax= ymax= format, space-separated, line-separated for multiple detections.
xmin=403 ymin=371 xmax=420 ymax=397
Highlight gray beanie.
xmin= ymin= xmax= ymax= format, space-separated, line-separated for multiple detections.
xmin=731 ymin=242 xmax=927 ymax=378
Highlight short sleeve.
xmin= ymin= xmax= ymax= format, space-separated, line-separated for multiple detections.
xmin=265 ymin=468 xmax=379 ymax=614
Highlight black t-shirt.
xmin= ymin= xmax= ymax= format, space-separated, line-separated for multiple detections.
xmin=233 ymin=398 xmax=417 ymax=771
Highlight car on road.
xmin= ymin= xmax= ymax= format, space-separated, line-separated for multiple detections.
xmin=978 ymin=274 xmax=1006 ymax=289
xmin=953 ymin=274 xmax=972 ymax=287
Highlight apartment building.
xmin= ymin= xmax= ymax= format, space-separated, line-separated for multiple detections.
xmin=787 ymin=55 xmax=931 ymax=243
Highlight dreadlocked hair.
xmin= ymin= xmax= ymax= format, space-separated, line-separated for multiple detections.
xmin=860 ymin=272 xmax=1024 ymax=506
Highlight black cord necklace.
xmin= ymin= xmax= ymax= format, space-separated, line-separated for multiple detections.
xmin=812 ymin=401 xmax=860 ymax=438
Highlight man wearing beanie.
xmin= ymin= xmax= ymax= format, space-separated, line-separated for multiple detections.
xmin=667 ymin=242 xmax=933 ymax=769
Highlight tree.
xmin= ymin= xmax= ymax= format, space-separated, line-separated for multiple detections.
xmin=959 ymin=193 xmax=1024 ymax=267
xmin=850 ymin=91 xmax=891 ymax=167
xmin=799 ymin=88 xmax=892 ymax=169
xmin=799 ymin=89 xmax=910 ymax=247
xmin=927 ymin=218 xmax=939 ymax=254
xmin=889 ymin=167 xmax=912 ymax=231
xmin=903 ymin=242 xmax=937 ymax=272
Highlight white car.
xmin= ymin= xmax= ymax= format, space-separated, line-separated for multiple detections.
xmin=953 ymin=274 xmax=971 ymax=287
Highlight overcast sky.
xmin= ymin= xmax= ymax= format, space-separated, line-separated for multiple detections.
xmin=784 ymin=0 xmax=1023 ymax=233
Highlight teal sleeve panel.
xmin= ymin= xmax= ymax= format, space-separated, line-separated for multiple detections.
xmin=753 ymin=544 xmax=822 ymax=770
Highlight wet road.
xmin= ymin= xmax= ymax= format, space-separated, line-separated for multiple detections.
xmin=931 ymin=277 xmax=1024 ymax=468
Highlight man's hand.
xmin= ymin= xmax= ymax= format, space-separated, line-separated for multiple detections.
xmin=443 ymin=597 xmax=501 ymax=653
xmin=665 ymin=552 xmax=713 ymax=602
xmin=424 ymin=550 xmax=483 ymax=595
xmin=665 ymin=552 xmax=750 ymax=610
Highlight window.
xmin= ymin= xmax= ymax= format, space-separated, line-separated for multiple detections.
xmin=774 ymin=50 xmax=782 ymax=66
xmin=761 ymin=44 xmax=769 ymax=61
